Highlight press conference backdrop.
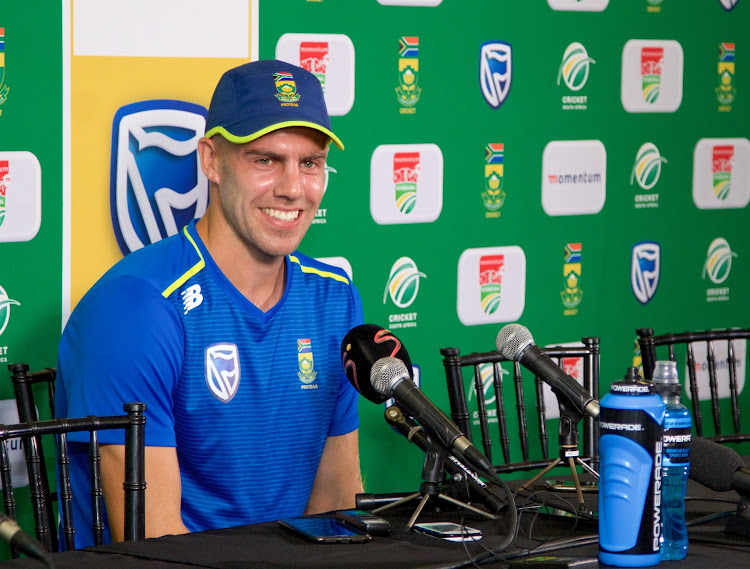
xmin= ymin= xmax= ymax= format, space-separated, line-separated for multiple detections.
xmin=0 ymin=0 xmax=749 ymax=554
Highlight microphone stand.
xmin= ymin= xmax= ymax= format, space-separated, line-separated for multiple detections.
xmin=371 ymin=437 xmax=497 ymax=529
xmin=517 ymin=396 xmax=599 ymax=512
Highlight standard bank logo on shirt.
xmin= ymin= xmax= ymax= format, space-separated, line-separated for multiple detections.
xmin=205 ymin=343 xmax=240 ymax=403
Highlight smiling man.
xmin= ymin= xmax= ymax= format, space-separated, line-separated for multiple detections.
xmin=56 ymin=60 xmax=364 ymax=548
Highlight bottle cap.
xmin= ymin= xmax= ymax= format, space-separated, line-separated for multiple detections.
xmin=608 ymin=366 xmax=656 ymax=395
xmin=652 ymin=360 xmax=681 ymax=396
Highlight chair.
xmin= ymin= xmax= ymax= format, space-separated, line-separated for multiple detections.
xmin=637 ymin=327 xmax=750 ymax=444
xmin=0 ymin=402 xmax=146 ymax=557
xmin=441 ymin=338 xmax=600 ymax=487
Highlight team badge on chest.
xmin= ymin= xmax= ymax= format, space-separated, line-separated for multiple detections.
xmin=297 ymin=338 xmax=318 ymax=386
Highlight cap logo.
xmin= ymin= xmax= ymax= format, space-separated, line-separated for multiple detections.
xmin=274 ymin=71 xmax=301 ymax=106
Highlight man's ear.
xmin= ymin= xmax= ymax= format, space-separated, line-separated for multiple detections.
xmin=197 ymin=137 xmax=221 ymax=184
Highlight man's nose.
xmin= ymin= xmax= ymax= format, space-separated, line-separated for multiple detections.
xmin=275 ymin=163 xmax=304 ymax=199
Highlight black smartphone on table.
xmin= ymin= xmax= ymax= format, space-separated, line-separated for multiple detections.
xmin=334 ymin=509 xmax=391 ymax=536
xmin=278 ymin=516 xmax=372 ymax=544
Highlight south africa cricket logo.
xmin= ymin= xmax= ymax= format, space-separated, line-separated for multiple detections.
xmin=716 ymin=42 xmax=736 ymax=111
xmin=0 ymin=27 xmax=10 ymax=106
xmin=479 ymin=255 xmax=504 ymax=315
xmin=561 ymin=243 xmax=583 ymax=314
xmin=641 ymin=46 xmax=663 ymax=104
xmin=396 ymin=36 xmax=421 ymax=112
xmin=297 ymin=338 xmax=317 ymax=384
xmin=274 ymin=72 xmax=301 ymax=105
xmin=483 ymin=144 xmax=505 ymax=218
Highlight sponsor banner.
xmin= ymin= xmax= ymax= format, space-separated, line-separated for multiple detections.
xmin=0 ymin=151 xmax=41 ymax=242
xmin=457 ymin=246 xmax=526 ymax=325
xmin=621 ymin=40 xmax=683 ymax=113
xmin=693 ymin=138 xmax=750 ymax=210
xmin=370 ymin=144 xmax=443 ymax=224
xmin=547 ymin=0 xmax=609 ymax=10
xmin=685 ymin=340 xmax=746 ymax=401
xmin=275 ymin=33 xmax=355 ymax=116
xmin=542 ymin=140 xmax=606 ymax=216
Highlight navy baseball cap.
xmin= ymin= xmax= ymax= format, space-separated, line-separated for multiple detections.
xmin=204 ymin=59 xmax=343 ymax=150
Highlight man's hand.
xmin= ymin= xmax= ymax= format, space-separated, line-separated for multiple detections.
xmin=304 ymin=430 xmax=364 ymax=515
xmin=101 ymin=445 xmax=190 ymax=541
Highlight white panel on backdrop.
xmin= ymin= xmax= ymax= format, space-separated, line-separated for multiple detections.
xmin=377 ymin=0 xmax=443 ymax=5
xmin=621 ymin=40 xmax=684 ymax=113
xmin=73 ymin=0 xmax=249 ymax=58
xmin=315 ymin=257 xmax=354 ymax=282
xmin=370 ymin=144 xmax=443 ymax=225
xmin=0 ymin=151 xmax=41 ymax=243
xmin=547 ymin=0 xmax=609 ymax=11
xmin=692 ymin=138 xmax=750 ymax=210
xmin=541 ymin=342 xmax=586 ymax=420
xmin=542 ymin=140 xmax=606 ymax=216
xmin=684 ymin=340 xmax=746 ymax=401
xmin=0 ymin=400 xmax=29 ymax=488
xmin=457 ymin=246 xmax=526 ymax=326
xmin=275 ymin=34 xmax=355 ymax=116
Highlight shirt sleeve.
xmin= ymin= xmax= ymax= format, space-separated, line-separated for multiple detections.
xmin=327 ymin=280 xmax=364 ymax=438
xmin=56 ymin=275 xmax=184 ymax=446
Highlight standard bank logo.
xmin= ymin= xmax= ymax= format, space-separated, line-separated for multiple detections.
xmin=111 ymin=100 xmax=208 ymax=255
xmin=542 ymin=140 xmax=606 ymax=216
xmin=384 ymin=257 xmax=426 ymax=309
xmin=718 ymin=0 xmax=739 ymax=11
xmin=621 ymin=40 xmax=683 ymax=113
xmin=275 ymin=33 xmax=355 ymax=116
xmin=692 ymin=138 xmax=750 ymax=210
xmin=0 ymin=283 xmax=19 ymax=336
xmin=479 ymin=41 xmax=512 ymax=109
xmin=205 ymin=343 xmax=240 ymax=403
xmin=703 ymin=237 xmax=737 ymax=285
xmin=631 ymin=242 xmax=660 ymax=304
xmin=457 ymin=246 xmax=526 ymax=326
xmin=371 ymin=144 xmax=443 ymax=224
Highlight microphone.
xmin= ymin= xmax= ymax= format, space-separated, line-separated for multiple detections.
xmin=689 ymin=436 xmax=750 ymax=495
xmin=368 ymin=357 xmax=493 ymax=474
xmin=341 ymin=324 xmax=414 ymax=404
xmin=495 ymin=323 xmax=600 ymax=420
xmin=384 ymin=405 xmax=505 ymax=513
xmin=0 ymin=513 xmax=52 ymax=566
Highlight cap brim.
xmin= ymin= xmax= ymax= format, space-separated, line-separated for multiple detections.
xmin=204 ymin=120 xmax=344 ymax=150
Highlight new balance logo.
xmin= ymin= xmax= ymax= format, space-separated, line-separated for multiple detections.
xmin=181 ymin=284 xmax=203 ymax=314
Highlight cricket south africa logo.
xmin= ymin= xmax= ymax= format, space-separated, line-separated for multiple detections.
xmin=717 ymin=42 xmax=736 ymax=111
xmin=110 ymin=100 xmax=208 ymax=255
xmin=297 ymin=338 xmax=317 ymax=385
xmin=384 ymin=257 xmax=426 ymax=309
xmin=631 ymin=242 xmax=661 ymax=305
xmin=641 ymin=46 xmax=664 ymax=104
xmin=483 ymin=144 xmax=505 ymax=218
xmin=299 ymin=42 xmax=329 ymax=91
xmin=0 ymin=284 xmax=19 ymax=337
xmin=558 ymin=42 xmax=595 ymax=110
xmin=0 ymin=27 xmax=9 ymax=106
xmin=396 ymin=36 xmax=421 ymax=113
xmin=703 ymin=237 xmax=737 ymax=285
xmin=561 ymin=243 xmax=583 ymax=315
xmin=479 ymin=41 xmax=512 ymax=109
xmin=274 ymin=72 xmax=301 ymax=105
xmin=713 ymin=145 xmax=735 ymax=200
xmin=393 ymin=152 xmax=420 ymax=214
xmin=479 ymin=255 xmax=504 ymax=315
xmin=205 ymin=343 xmax=240 ymax=403
xmin=631 ymin=142 xmax=667 ymax=208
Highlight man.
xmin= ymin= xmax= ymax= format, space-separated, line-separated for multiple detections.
xmin=56 ymin=59 xmax=364 ymax=548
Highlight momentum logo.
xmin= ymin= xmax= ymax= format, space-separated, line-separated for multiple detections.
xmin=542 ymin=140 xmax=606 ymax=216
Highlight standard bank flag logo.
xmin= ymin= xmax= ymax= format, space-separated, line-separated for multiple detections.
xmin=631 ymin=242 xmax=660 ymax=304
xmin=205 ymin=343 xmax=240 ymax=403
xmin=621 ymin=40 xmax=683 ymax=113
xmin=110 ymin=100 xmax=208 ymax=255
xmin=692 ymin=138 xmax=750 ymax=210
xmin=479 ymin=41 xmax=512 ymax=109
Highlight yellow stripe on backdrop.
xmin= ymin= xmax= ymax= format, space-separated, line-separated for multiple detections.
xmin=68 ymin=1 xmax=257 ymax=310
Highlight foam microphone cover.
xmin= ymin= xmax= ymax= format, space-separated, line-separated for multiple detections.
xmin=689 ymin=435 xmax=744 ymax=492
xmin=341 ymin=324 xmax=413 ymax=404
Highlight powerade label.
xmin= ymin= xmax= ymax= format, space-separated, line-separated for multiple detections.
xmin=599 ymin=406 xmax=664 ymax=557
xmin=663 ymin=416 xmax=691 ymax=466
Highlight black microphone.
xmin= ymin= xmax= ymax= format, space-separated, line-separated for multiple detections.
xmin=368 ymin=357 xmax=493 ymax=474
xmin=384 ymin=405 xmax=505 ymax=513
xmin=341 ymin=324 xmax=414 ymax=404
xmin=495 ymin=323 xmax=600 ymax=419
xmin=689 ymin=435 xmax=750 ymax=495
xmin=0 ymin=513 xmax=52 ymax=566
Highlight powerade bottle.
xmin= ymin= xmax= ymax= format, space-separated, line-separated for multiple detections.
xmin=599 ymin=367 xmax=665 ymax=567
xmin=652 ymin=361 xmax=691 ymax=560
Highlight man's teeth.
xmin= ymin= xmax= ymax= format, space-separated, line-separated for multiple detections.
xmin=263 ymin=208 xmax=299 ymax=221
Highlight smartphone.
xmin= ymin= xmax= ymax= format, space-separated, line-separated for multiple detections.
xmin=278 ymin=516 xmax=372 ymax=544
xmin=413 ymin=522 xmax=482 ymax=542
xmin=334 ymin=509 xmax=391 ymax=536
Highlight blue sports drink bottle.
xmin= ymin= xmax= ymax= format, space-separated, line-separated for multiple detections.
xmin=599 ymin=367 xmax=665 ymax=567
